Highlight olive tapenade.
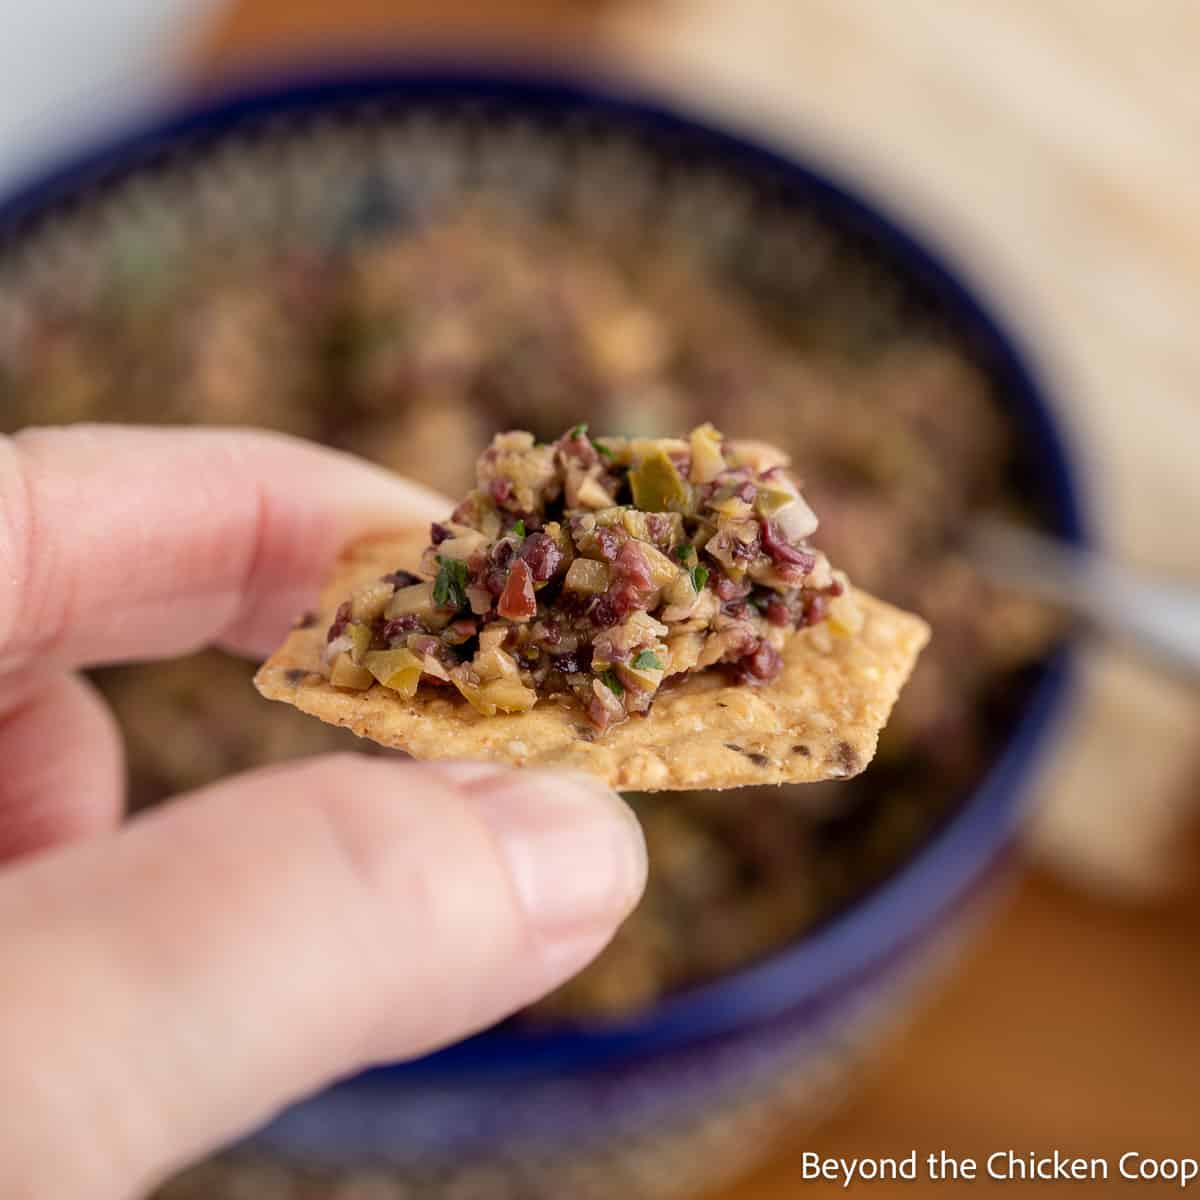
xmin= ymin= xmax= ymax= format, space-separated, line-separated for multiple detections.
xmin=322 ymin=424 xmax=860 ymax=730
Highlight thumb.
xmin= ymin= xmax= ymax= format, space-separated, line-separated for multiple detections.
xmin=0 ymin=755 xmax=645 ymax=1199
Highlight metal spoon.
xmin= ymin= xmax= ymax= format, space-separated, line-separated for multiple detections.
xmin=967 ymin=518 xmax=1200 ymax=684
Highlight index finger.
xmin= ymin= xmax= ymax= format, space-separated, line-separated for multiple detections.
xmin=0 ymin=425 xmax=450 ymax=673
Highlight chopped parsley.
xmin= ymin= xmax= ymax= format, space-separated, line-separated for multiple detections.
xmin=568 ymin=422 xmax=616 ymax=461
xmin=511 ymin=519 xmax=526 ymax=538
xmin=674 ymin=544 xmax=707 ymax=590
xmin=600 ymin=669 xmax=624 ymax=697
xmin=432 ymin=556 xmax=469 ymax=610
xmin=633 ymin=650 xmax=664 ymax=671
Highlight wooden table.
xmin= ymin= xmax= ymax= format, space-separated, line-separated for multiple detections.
xmin=197 ymin=2 xmax=1200 ymax=1193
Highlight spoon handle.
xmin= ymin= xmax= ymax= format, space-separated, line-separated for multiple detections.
xmin=969 ymin=519 xmax=1200 ymax=684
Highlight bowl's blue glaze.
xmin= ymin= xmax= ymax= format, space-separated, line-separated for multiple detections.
xmin=0 ymin=65 xmax=1087 ymax=1174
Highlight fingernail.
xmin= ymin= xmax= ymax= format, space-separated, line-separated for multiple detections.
xmin=464 ymin=770 xmax=646 ymax=937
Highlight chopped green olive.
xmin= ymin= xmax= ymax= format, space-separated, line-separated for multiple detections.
xmin=478 ymin=678 xmax=538 ymax=713
xmin=689 ymin=422 xmax=726 ymax=484
xmin=621 ymin=508 xmax=683 ymax=546
xmin=754 ymin=486 xmax=798 ymax=518
xmin=451 ymin=675 xmax=538 ymax=716
xmin=347 ymin=622 xmax=372 ymax=662
xmin=350 ymin=579 xmax=394 ymax=623
xmin=437 ymin=530 xmax=489 ymax=562
xmin=363 ymin=648 xmax=424 ymax=696
xmin=638 ymin=541 xmax=682 ymax=589
xmin=629 ymin=448 xmax=689 ymax=513
xmin=386 ymin=581 xmax=437 ymax=621
xmin=564 ymin=557 xmax=612 ymax=595
xmin=330 ymin=653 xmax=374 ymax=690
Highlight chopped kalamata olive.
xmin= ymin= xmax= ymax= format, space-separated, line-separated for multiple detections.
xmin=588 ymin=676 xmax=625 ymax=730
xmin=558 ymin=426 xmax=600 ymax=467
xmin=444 ymin=618 xmax=479 ymax=645
xmin=483 ymin=565 xmax=508 ymax=597
xmin=643 ymin=513 xmax=674 ymax=549
xmin=613 ymin=540 xmax=653 ymax=594
xmin=533 ymin=617 xmax=564 ymax=647
xmin=490 ymin=478 xmax=514 ymax=506
xmin=589 ymin=592 xmax=627 ymax=628
xmin=327 ymin=601 xmax=352 ymax=643
xmin=429 ymin=523 xmax=451 ymax=546
xmin=738 ymin=639 xmax=784 ymax=684
xmin=551 ymin=649 xmax=587 ymax=674
xmin=594 ymin=526 xmax=623 ymax=563
xmin=382 ymin=569 xmax=421 ymax=588
xmin=519 ymin=531 xmax=564 ymax=582
xmin=498 ymin=559 xmax=537 ymax=621
xmin=771 ymin=561 xmax=814 ymax=588
xmin=766 ymin=598 xmax=791 ymax=627
xmin=382 ymin=614 xmax=422 ymax=643
xmin=729 ymin=535 xmax=760 ymax=563
xmin=800 ymin=593 xmax=830 ymax=627
xmin=714 ymin=573 xmax=751 ymax=603
xmin=761 ymin=518 xmax=817 ymax=572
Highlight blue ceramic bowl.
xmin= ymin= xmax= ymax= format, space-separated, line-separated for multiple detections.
xmin=0 ymin=66 xmax=1085 ymax=1197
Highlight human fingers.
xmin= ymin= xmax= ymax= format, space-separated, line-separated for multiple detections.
xmin=0 ymin=671 xmax=123 ymax=863
xmin=0 ymin=425 xmax=449 ymax=673
xmin=0 ymin=755 xmax=645 ymax=1199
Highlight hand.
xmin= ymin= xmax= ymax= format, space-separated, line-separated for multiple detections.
xmin=0 ymin=426 xmax=646 ymax=1199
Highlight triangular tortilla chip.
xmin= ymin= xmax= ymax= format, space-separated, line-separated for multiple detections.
xmin=255 ymin=530 xmax=929 ymax=791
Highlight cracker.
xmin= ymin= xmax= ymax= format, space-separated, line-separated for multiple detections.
xmin=255 ymin=530 xmax=929 ymax=791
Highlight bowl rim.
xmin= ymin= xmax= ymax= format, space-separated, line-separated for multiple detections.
xmin=0 ymin=62 xmax=1089 ymax=1081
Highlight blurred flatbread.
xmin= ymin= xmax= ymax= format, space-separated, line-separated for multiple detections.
xmin=255 ymin=530 xmax=929 ymax=791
